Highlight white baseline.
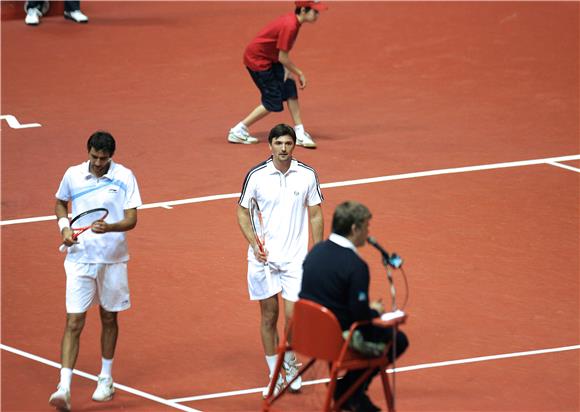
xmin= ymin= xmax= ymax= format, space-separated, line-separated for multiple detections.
xmin=169 ymin=344 xmax=580 ymax=403
xmin=1 ymin=154 xmax=579 ymax=227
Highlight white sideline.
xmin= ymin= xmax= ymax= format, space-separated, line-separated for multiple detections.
xmin=2 ymin=154 xmax=579 ymax=227
xmin=169 ymin=344 xmax=580 ymax=403
xmin=0 ymin=344 xmax=201 ymax=412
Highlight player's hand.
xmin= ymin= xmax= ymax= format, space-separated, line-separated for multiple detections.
xmin=91 ymin=219 xmax=109 ymax=234
xmin=370 ymin=299 xmax=385 ymax=315
xmin=252 ymin=244 xmax=268 ymax=263
xmin=298 ymin=73 xmax=307 ymax=89
xmin=61 ymin=227 xmax=77 ymax=246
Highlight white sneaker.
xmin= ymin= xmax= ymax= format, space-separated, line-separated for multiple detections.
xmin=284 ymin=357 xmax=302 ymax=392
xmin=25 ymin=7 xmax=42 ymax=25
xmin=64 ymin=10 xmax=89 ymax=23
xmin=227 ymin=128 xmax=259 ymax=144
xmin=261 ymin=375 xmax=284 ymax=399
xmin=48 ymin=385 xmax=71 ymax=412
xmin=92 ymin=375 xmax=115 ymax=402
xmin=296 ymin=131 xmax=317 ymax=148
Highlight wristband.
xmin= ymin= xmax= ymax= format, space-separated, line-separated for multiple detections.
xmin=58 ymin=217 xmax=70 ymax=232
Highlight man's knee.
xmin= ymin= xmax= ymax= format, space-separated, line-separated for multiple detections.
xmin=99 ymin=307 xmax=118 ymax=327
xmin=65 ymin=313 xmax=86 ymax=335
xmin=260 ymin=300 xmax=279 ymax=329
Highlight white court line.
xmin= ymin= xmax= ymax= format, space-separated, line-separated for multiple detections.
xmin=547 ymin=161 xmax=580 ymax=173
xmin=2 ymin=154 xmax=579 ymax=227
xmin=0 ymin=344 xmax=201 ymax=412
xmin=0 ymin=114 xmax=42 ymax=129
xmin=170 ymin=344 xmax=580 ymax=403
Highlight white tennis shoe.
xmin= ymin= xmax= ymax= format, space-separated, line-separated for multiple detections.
xmin=262 ymin=375 xmax=284 ymax=399
xmin=92 ymin=375 xmax=115 ymax=402
xmin=64 ymin=10 xmax=89 ymax=23
xmin=48 ymin=385 xmax=71 ymax=411
xmin=25 ymin=7 xmax=42 ymax=25
xmin=284 ymin=356 xmax=303 ymax=392
xmin=228 ymin=127 xmax=259 ymax=144
xmin=296 ymin=131 xmax=317 ymax=148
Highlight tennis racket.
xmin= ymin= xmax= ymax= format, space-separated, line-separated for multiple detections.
xmin=249 ymin=198 xmax=273 ymax=291
xmin=58 ymin=207 xmax=109 ymax=252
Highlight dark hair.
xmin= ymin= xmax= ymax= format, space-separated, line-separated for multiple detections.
xmin=87 ymin=131 xmax=116 ymax=156
xmin=295 ymin=6 xmax=312 ymax=14
xmin=268 ymin=123 xmax=297 ymax=144
xmin=332 ymin=201 xmax=372 ymax=236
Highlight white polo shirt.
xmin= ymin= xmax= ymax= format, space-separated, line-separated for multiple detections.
xmin=55 ymin=160 xmax=142 ymax=263
xmin=239 ymin=157 xmax=323 ymax=263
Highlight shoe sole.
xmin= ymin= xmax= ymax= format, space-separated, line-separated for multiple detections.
xmin=49 ymin=397 xmax=70 ymax=412
xmin=227 ymin=137 xmax=258 ymax=145
xmin=92 ymin=392 xmax=114 ymax=402
xmin=92 ymin=395 xmax=114 ymax=402
xmin=64 ymin=15 xmax=88 ymax=23
xmin=296 ymin=142 xmax=317 ymax=149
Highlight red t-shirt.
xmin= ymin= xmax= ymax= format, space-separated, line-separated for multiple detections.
xmin=243 ymin=12 xmax=302 ymax=72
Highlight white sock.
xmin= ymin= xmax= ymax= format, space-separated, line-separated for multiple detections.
xmin=284 ymin=351 xmax=296 ymax=364
xmin=294 ymin=124 xmax=305 ymax=134
xmin=265 ymin=354 xmax=278 ymax=376
xmin=59 ymin=368 xmax=73 ymax=390
xmin=99 ymin=358 xmax=114 ymax=378
xmin=232 ymin=122 xmax=247 ymax=133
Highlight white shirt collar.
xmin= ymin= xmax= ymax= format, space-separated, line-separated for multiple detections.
xmin=83 ymin=159 xmax=115 ymax=179
xmin=267 ymin=157 xmax=297 ymax=175
xmin=329 ymin=233 xmax=358 ymax=254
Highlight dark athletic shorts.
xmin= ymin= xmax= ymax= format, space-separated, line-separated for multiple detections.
xmin=247 ymin=62 xmax=298 ymax=112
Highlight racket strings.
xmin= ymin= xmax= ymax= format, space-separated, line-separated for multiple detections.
xmin=71 ymin=211 xmax=107 ymax=229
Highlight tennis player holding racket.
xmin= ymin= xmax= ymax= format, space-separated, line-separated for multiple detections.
xmin=237 ymin=123 xmax=323 ymax=397
xmin=50 ymin=131 xmax=142 ymax=412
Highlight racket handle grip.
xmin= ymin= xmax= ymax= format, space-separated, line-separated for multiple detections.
xmin=59 ymin=243 xmax=67 ymax=253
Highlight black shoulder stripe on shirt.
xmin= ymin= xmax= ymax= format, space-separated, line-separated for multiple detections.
xmin=297 ymin=160 xmax=324 ymax=201
xmin=238 ymin=158 xmax=271 ymax=205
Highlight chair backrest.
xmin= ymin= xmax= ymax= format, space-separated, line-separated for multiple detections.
xmin=291 ymin=299 xmax=345 ymax=362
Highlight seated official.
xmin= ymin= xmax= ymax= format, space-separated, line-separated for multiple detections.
xmin=300 ymin=200 xmax=409 ymax=412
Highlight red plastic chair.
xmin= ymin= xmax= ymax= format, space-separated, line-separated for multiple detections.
xmin=262 ymin=299 xmax=406 ymax=412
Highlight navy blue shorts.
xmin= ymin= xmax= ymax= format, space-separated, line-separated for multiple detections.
xmin=247 ymin=62 xmax=298 ymax=112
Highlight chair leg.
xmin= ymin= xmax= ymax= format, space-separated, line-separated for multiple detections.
xmin=333 ymin=368 xmax=375 ymax=411
xmin=264 ymin=357 xmax=318 ymax=411
xmin=379 ymin=369 xmax=395 ymax=412
xmin=324 ymin=369 xmax=340 ymax=412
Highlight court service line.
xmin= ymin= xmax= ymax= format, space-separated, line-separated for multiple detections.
xmin=547 ymin=161 xmax=580 ymax=173
xmin=169 ymin=344 xmax=580 ymax=403
xmin=1 ymin=153 xmax=579 ymax=227
xmin=0 ymin=343 xmax=202 ymax=412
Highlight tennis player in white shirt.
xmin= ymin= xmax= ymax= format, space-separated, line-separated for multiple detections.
xmin=50 ymin=131 xmax=141 ymax=411
xmin=237 ymin=123 xmax=324 ymax=397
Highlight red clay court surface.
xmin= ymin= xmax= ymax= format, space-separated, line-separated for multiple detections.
xmin=1 ymin=2 xmax=578 ymax=411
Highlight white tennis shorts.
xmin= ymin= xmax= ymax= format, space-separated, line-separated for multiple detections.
xmin=64 ymin=260 xmax=131 ymax=313
xmin=247 ymin=258 xmax=303 ymax=301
